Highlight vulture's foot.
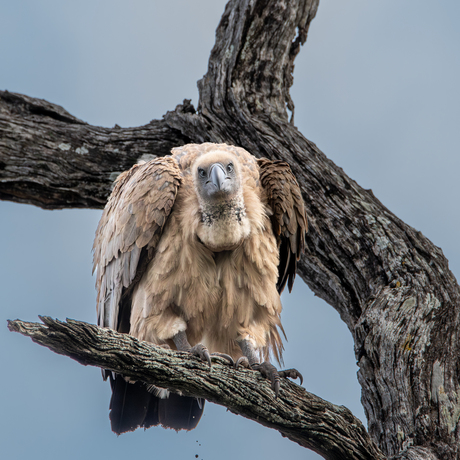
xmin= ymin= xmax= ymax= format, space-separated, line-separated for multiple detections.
xmin=235 ymin=356 xmax=251 ymax=368
xmin=210 ymin=352 xmax=235 ymax=366
xmin=251 ymin=361 xmax=281 ymax=397
xmin=236 ymin=358 xmax=303 ymax=398
xmin=278 ymin=368 xmax=303 ymax=385
xmin=188 ymin=345 xmax=234 ymax=367
xmin=189 ymin=343 xmax=212 ymax=367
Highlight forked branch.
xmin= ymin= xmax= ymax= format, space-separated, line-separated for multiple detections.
xmin=3 ymin=1 xmax=460 ymax=458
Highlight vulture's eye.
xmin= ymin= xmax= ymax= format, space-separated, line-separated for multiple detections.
xmin=198 ymin=168 xmax=206 ymax=178
xmin=227 ymin=163 xmax=234 ymax=173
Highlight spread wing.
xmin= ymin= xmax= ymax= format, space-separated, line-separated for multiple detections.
xmin=257 ymin=158 xmax=307 ymax=293
xmin=93 ymin=156 xmax=181 ymax=331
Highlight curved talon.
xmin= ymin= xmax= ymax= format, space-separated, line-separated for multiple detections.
xmin=251 ymin=361 xmax=281 ymax=398
xmin=210 ymin=352 xmax=234 ymax=366
xmin=279 ymin=368 xmax=303 ymax=386
xmin=190 ymin=343 xmax=211 ymax=367
xmin=235 ymin=356 xmax=250 ymax=369
xmin=273 ymin=378 xmax=280 ymax=398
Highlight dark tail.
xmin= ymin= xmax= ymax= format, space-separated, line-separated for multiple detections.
xmin=108 ymin=374 xmax=204 ymax=434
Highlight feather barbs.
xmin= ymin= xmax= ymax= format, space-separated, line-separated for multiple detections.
xmin=93 ymin=143 xmax=307 ymax=363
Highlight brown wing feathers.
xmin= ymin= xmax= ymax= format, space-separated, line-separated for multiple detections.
xmin=93 ymin=157 xmax=181 ymax=331
xmin=93 ymin=145 xmax=307 ymax=434
xmin=258 ymin=158 xmax=307 ymax=293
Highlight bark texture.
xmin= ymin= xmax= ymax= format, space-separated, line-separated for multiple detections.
xmin=0 ymin=90 xmax=190 ymax=208
xmin=8 ymin=317 xmax=384 ymax=460
xmin=2 ymin=0 xmax=460 ymax=459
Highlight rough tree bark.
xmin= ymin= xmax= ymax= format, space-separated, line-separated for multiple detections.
xmin=8 ymin=317 xmax=384 ymax=460
xmin=2 ymin=1 xmax=459 ymax=459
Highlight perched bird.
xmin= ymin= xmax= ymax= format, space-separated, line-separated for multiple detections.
xmin=93 ymin=143 xmax=307 ymax=433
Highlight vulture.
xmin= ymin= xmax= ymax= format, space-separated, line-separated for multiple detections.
xmin=93 ymin=142 xmax=307 ymax=433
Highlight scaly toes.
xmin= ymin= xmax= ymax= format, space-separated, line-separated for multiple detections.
xmin=210 ymin=352 xmax=234 ymax=366
xmin=188 ymin=346 xmax=234 ymax=367
xmin=279 ymin=368 xmax=303 ymax=386
xmin=235 ymin=356 xmax=250 ymax=369
xmin=251 ymin=361 xmax=281 ymax=398
xmin=190 ymin=343 xmax=211 ymax=367
xmin=250 ymin=363 xmax=304 ymax=397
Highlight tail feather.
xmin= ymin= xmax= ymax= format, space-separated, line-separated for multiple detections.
xmin=156 ymin=392 xmax=205 ymax=431
xmin=108 ymin=374 xmax=204 ymax=434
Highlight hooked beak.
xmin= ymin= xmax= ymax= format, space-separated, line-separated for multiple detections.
xmin=209 ymin=163 xmax=227 ymax=190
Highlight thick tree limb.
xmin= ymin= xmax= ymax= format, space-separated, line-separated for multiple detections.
xmin=8 ymin=317 xmax=384 ymax=460
xmin=0 ymin=90 xmax=191 ymax=209
xmin=2 ymin=0 xmax=460 ymax=459
xmin=165 ymin=2 xmax=460 ymax=458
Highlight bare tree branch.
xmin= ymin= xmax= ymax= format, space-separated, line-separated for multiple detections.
xmin=165 ymin=2 xmax=460 ymax=458
xmin=8 ymin=317 xmax=385 ymax=460
xmin=2 ymin=0 xmax=460 ymax=458
xmin=0 ymin=90 xmax=191 ymax=209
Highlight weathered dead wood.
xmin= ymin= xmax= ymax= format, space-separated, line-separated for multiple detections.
xmin=2 ymin=0 xmax=460 ymax=459
xmin=0 ymin=90 xmax=191 ymax=209
xmin=165 ymin=2 xmax=460 ymax=458
xmin=8 ymin=317 xmax=385 ymax=460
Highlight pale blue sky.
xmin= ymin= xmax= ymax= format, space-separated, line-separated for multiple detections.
xmin=1 ymin=2 xmax=459 ymax=459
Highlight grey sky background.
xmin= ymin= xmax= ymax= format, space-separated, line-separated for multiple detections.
xmin=1 ymin=1 xmax=459 ymax=459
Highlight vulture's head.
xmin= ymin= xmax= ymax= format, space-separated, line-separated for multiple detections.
xmin=193 ymin=151 xmax=242 ymax=203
